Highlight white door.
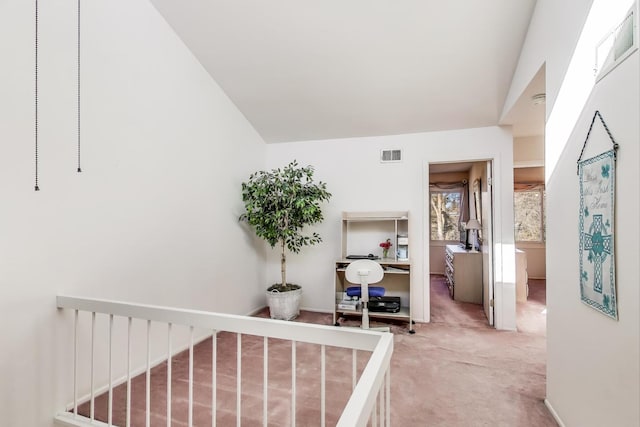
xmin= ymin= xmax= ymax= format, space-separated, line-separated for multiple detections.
xmin=482 ymin=161 xmax=495 ymax=325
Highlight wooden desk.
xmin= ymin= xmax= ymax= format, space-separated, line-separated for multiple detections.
xmin=333 ymin=259 xmax=413 ymax=332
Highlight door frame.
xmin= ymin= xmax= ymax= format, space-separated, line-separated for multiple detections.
xmin=482 ymin=160 xmax=495 ymax=325
xmin=423 ymin=155 xmax=517 ymax=330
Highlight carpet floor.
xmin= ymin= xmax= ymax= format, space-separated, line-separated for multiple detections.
xmin=78 ymin=275 xmax=556 ymax=426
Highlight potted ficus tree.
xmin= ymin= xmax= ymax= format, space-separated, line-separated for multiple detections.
xmin=240 ymin=160 xmax=332 ymax=320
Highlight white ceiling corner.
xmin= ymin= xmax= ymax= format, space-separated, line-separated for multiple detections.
xmin=501 ymin=65 xmax=546 ymax=138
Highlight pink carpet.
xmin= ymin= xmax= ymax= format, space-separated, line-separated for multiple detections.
xmin=78 ymin=275 xmax=556 ymax=426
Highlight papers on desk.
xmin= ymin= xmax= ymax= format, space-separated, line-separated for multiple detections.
xmin=337 ymin=299 xmax=359 ymax=311
xmin=384 ymin=266 xmax=409 ymax=273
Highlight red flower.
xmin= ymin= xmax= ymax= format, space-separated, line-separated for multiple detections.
xmin=379 ymin=239 xmax=392 ymax=249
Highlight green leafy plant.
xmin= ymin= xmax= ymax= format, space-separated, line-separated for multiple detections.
xmin=240 ymin=161 xmax=332 ymax=292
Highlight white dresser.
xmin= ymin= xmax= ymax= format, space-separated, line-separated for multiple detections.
xmin=516 ymin=249 xmax=529 ymax=302
xmin=445 ymin=244 xmax=483 ymax=304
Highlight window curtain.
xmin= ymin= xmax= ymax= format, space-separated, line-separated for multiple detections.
xmin=514 ymin=182 xmax=544 ymax=192
xmin=429 ymin=180 xmax=469 ymax=228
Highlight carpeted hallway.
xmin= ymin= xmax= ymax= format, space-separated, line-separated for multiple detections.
xmin=79 ymin=275 xmax=556 ymax=426
xmin=395 ymin=275 xmax=556 ymax=426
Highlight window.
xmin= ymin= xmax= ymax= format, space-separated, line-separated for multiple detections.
xmin=595 ymin=5 xmax=637 ymax=81
xmin=514 ymin=189 xmax=546 ymax=242
xmin=430 ymin=191 xmax=461 ymax=240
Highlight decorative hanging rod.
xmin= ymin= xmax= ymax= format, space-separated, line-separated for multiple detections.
xmin=77 ymin=0 xmax=82 ymax=173
xmin=35 ymin=0 xmax=40 ymax=191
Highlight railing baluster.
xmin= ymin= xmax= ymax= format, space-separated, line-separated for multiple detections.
xmin=263 ymin=336 xmax=268 ymax=427
xmin=236 ymin=333 xmax=242 ymax=427
xmin=108 ymin=314 xmax=113 ymax=426
xmin=321 ymin=345 xmax=326 ymax=427
xmin=90 ymin=311 xmax=95 ymax=421
xmin=372 ymin=398 xmax=377 ymax=426
xmin=189 ymin=326 xmax=194 ymax=427
xmin=291 ymin=340 xmax=296 ymax=427
xmin=385 ymin=367 xmax=391 ymax=427
xmin=378 ymin=384 xmax=384 ymax=427
xmin=146 ymin=319 xmax=151 ymax=427
xmin=167 ymin=323 xmax=172 ymax=427
xmin=352 ymin=349 xmax=357 ymax=391
xmin=127 ymin=317 xmax=132 ymax=427
xmin=56 ymin=296 xmax=393 ymax=427
xmin=73 ymin=309 xmax=78 ymax=418
xmin=212 ymin=330 xmax=217 ymax=427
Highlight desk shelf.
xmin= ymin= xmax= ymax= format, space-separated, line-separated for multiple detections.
xmin=334 ymin=212 xmax=413 ymax=333
xmin=336 ymin=306 xmax=411 ymax=320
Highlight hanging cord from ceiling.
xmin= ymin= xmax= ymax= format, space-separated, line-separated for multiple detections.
xmin=34 ymin=0 xmax=40 ymax=191
xmin=77 ymin=0 xmax=82 ymax=173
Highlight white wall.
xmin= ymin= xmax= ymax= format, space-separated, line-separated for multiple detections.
xmin=507 ymin=0 xmax=640 ymax=425
xmin=0 ymin=0 xmax=266 ymax=425
xmin=501 ymin=0 xmax=594 ymax=125
xmin=516 ymin=243 xmax=546 ymax=279
xmin=265 ymin=126 xmax=516 ymax=329
xmin=548 ymin=54 xmax=639 ymax=427
xmin=514 ymin=135 xmax=544 ymax=167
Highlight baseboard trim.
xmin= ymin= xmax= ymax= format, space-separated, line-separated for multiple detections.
xmin=249 ymin=305 xmax=333 ymax=316
xmin=299 ymin=306 xmax=333 ymax=314
xmin=55 ymin=412 xmax=109 ymax=426
xmin=245 ymin=305 xmax=267 ymax=316
xmin=544 ymin=398 xmax=566 ymax=427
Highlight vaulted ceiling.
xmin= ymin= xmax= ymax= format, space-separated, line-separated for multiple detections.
xmin=150 ymin=0 xmax=539 ymax=143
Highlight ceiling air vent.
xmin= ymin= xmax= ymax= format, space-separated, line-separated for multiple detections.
xmin=380 ymin=149 xmax=402 ymax=163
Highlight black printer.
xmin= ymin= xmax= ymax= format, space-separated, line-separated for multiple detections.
xmin=367 ymin=296 xmax=401 ymax=313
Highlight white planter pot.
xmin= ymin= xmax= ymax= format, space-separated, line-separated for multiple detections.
xmin=266 ymin=288 xmax=302 ymax=320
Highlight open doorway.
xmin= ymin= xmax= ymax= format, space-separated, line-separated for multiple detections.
xmin=513 ymin=165 xmax=546 ymax=333
xmin=427 ymin=160 xmax=495 ymax=326
xmin=498 ymin=62 xmax=547 ymax=335
xmin=506 ymin=64 xmax=547 ymax=333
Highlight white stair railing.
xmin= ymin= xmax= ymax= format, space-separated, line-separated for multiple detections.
xmin=54 ymin=296 xmax=393 ymax=427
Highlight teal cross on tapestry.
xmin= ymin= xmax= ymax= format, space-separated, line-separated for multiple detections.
xmin=578 ymin=150 xmax=617 ymax=320
xmin=582 ymin=214 xmax=612 ymax=293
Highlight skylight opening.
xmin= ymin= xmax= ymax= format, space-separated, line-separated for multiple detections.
xmin=595 ymin=6 xmax=638 ymax=81
xmin=545 ymin=0 xmax=637 ymax=183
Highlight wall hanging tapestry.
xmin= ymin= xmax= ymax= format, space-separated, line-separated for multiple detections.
xmin=577 ymin=110 xmax=619 ymax=320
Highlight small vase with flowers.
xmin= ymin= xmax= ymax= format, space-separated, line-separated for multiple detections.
xmin=379 ymin=238 xmax=392 ymax=259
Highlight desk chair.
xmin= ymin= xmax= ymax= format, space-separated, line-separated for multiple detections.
xmin=344 ymin=260 xmax=390 ymax=332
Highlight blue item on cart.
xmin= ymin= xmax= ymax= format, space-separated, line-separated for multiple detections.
xmin=345 ymin=286 xmax=386 ymax=298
